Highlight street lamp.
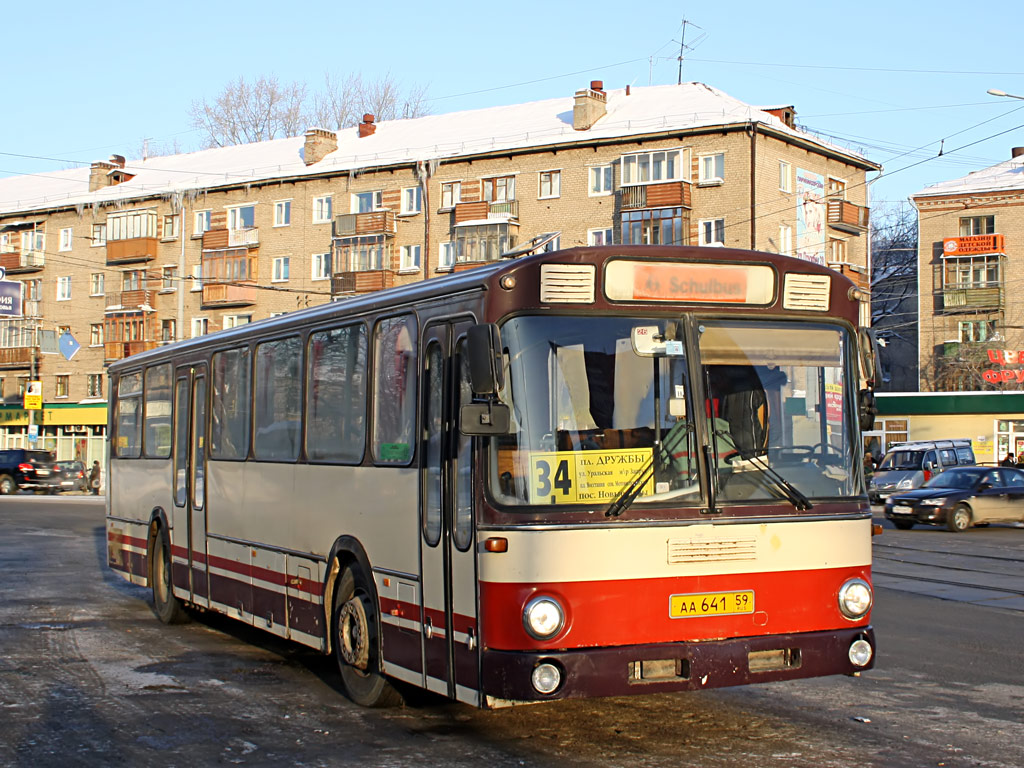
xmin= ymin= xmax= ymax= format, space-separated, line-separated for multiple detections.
xmin=988 ymin=88 xmax=1024 ymax=100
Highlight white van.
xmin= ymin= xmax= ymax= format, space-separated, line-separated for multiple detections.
xmin=868 ymin=439 xmax=975 ymax=504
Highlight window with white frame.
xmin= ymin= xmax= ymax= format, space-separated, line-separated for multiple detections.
xmin=274 ymin=200 xmax=291 ymax=227
xmin=538 ymin=170 xmax=561 ymax=199
xmin=190 ymin=264 xmax=203 ymax=291
xmin=438 ymin=242 xmax=455 ymax=270
xmin=401 ymin=187 xmax=422 ymax=215
xmin=59 ymin=228 xmax=73 ymax=251
xmin=90 ymin=324 xmax=103 ymax=347
xmin=161 ymin=319 xmax=176 ymax=343
xmin=223 ymin=314 xmax=251 ymax=329
xmin=959 ymin=215 xmax=995 ymax=236
xmin=622 ymin=149 xmax=685 ymax=185
xmin=56 ymin=276 xmax=72 ymax=301
xmin=483 ymin=176 xmax=515 ymax=202
xmin=779 ymin=161 xmax=793 ymax=193
xmin=400 ymin=245 xmax=421 ymax=272
xmin=779 ymin=224 xmax=793 ymax=256
xmin=21 ymin=230 xmax=44 ymax=253
xmin=351 ymin=191 xmax=382 ymax=213
xmin=87 ymin=373 xmax=104 ymax=398
xmin=272 ymin=256 xmax=290 ymax=282
xmin=191 ymin=317 xmax=209 ymax=338
xmin=959 ymin=319 xmax=996 ymax=343
xmin=162 ymin=214 xmax=180 ymax=239
xmin=698 ymin=153 xmax=725 ymax=185
xmin=161 ymin=266 xmax=178 ymax=291
xmin=829 ymin=237 xmax=848 ymax=263
xmin=589 ymin=165 xmax=613 ymax=196
xmin=227 ymin=205 xmax=255 ymax=231
xmin=698 ymin=218 xmax=725 ymax=245
xmin=588 ymin=227 xmax=614 ymax=246
xmin=312 ymin=252 xmax=331 ymax=280
xmin=440 ymin=182 xmax=461 ymax=209
xmin=107 ymin=210 xmax=156 ymax=240
xmin=827 ymin=177 xmax=847 ymax=198
xmin=25 ymin=279 xmax=41 ymax=302
xmin=313 ymin=195 xmax=333 ymax=223
xmin=56 ymin=375 xmax=69 ymax=399
xmin=0 ymin=234 xmax=10 ymax=253
xmin=540 ymin=236 xmax=561 ymax=253
xmin=194 ymin=210 xmax=211 ymax=237
xmin=91 ymin=223 xmax=107 ymax=246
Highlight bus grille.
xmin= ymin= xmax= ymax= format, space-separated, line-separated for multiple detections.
xmin=540 ymin=264 xmax=595 ymax=303
xmin=667 ymin=535 xmax=757 ymax=563
xmin=783 ymin=274 xmax=831 ymax=311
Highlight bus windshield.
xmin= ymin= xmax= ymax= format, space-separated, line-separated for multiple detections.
xmin=488 ymin=315 xmax=859 ymax=509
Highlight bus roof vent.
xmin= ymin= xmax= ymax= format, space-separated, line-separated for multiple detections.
xmin=540 ymin=264 xmax=596 ymax=303
xmin=783 ymin=273 xmax=830 ymax=311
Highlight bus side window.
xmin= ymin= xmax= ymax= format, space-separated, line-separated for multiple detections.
xmin=253 ymin=337 xmax=302 ymax=462
xmin=144 ymin=364 xmax=173 ymax=458
xmin=372 ymin=315 xmax=417 ymax=464
xmin=306 ymin=324 xmax=367 ymax=463
xmin=211 ymin=347 xmax=252 ymax=460
xmin=116 ymin=372 xmax=143 ymax=458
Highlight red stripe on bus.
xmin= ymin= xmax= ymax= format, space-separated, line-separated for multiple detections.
xmin=479 ymin=566 xmax=871 ymax=650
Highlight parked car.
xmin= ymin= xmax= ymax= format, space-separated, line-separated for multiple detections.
xmin=868 ymin=439 xmax=975 ymax=504
xmin=0 ymin=449 xmax=60 ymax=494
xmin=56 ymin=460 xmax=88 ymax=492
xmin=884 ymin=465 xmax=1024 ymax=531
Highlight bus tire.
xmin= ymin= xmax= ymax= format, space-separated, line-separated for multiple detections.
xmin=151 ymin=526 xmax=189 ymax=624
xmin=947 ymin=504 xmax=972 ymax=533
xmin=333 ymin=563 xmax=402 ymax=707
xmin=0 ymin=474 xmax=14 ymax=495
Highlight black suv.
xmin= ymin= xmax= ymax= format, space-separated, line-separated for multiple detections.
xmin=0 ymin=449 xmax=60 ymax=494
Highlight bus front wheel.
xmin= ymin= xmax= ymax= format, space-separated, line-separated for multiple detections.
xmin=151 ymin=526 xmax=189 ymax=624
xmin=332 ymin=563 xmax=402 ymax=707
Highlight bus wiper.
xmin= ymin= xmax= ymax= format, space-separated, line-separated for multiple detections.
xmin=606 ymin=422 xmax=693 ymax=517
xmin=713 ymin=429 xmax=813 ymax=511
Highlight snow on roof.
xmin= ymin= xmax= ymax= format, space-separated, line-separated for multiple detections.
xmin=913 ymin=155 xmax=1024 ymax=198
xmin=0 ymin=82 xmax=870 ymax=216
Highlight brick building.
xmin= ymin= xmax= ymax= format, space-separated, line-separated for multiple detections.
xmin=0 ymin=81 xmax=879 ymax=460
xmin=912 ymin=147 xmax=1024 ymax=394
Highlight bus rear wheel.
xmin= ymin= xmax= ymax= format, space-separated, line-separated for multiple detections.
xmin=151 ymin=526 xmax=189 ymax=624
xmin=332 ymin=563 xmax=402 ymax=707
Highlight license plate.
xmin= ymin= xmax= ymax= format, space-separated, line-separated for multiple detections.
xmin=893 ymin=505 xmax=912 ymax=514
xmin=669 ymin=590 xmax=754 ymax=618
xmin=37 ymin=469 xmax=50 ymax=476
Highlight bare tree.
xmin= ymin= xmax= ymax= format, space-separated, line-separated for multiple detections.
xmin=310 ymin=72 xmax=431 ymax=129
xmin=189 ymin=75 xmax=309 ymax=148
xmin=871 ymin=202 xmax=919 ymax=391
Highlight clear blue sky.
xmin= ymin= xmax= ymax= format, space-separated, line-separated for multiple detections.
xmin=5 ymin=0 xmax=1024 ymax=212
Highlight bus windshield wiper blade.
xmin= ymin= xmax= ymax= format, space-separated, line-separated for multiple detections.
xmin=714 ymin=430 xmax=813 ymax=511
xmin=605 ymin=422 xmax=693 ymax=517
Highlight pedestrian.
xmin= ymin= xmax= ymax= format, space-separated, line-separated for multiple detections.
xmin=1000 ymin=453 xmax=1016 ymax=467
xmin=88 ymin=461 xmax=101 ymax=495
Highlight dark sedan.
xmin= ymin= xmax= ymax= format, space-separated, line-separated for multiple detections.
xmin=56 ymin=460 xmax=88 ymax=492
xmin=884 ymin=466 xmax=1024 ymax=532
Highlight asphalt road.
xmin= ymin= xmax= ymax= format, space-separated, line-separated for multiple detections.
xmin=1 ymin=497 xmax=1022 ymax=767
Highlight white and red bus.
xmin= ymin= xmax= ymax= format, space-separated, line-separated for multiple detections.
xmin=106 ymin=244 xmax=877 ymax=708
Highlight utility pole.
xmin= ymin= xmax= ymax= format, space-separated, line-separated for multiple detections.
xmin=678 ymin=19 xmax=687 ymax=85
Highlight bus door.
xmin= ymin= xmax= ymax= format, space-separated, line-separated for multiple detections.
xmin=174 ymin=364 xmax=209 ymax=608
xmin=420 ymin=320 xmax=479 ymax=704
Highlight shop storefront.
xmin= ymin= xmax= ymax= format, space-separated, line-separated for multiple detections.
xmin=0 ymin=403 xmax=107 ymax=465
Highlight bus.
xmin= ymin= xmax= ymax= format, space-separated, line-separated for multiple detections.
xmin=105 ymin=244 xmax=878 ymax=708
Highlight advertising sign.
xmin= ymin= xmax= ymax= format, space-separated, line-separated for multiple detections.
xmin=0 ymin=278 xmax=22 ymax=318
xmin=24 ymin=380 xmax=42 ymax=410
xmin=796 ymin=169 xmax=826 ymax=265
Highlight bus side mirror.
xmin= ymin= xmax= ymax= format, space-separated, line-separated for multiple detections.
xmin=467 ymin=323 xmax=504 ymax=396
xmin=858 ymin=389 xmax=876 ymax=432
xmin=461 ymin=402 xmax=511 ymax=436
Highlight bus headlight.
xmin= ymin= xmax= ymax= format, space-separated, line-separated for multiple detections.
xmin=848 ymin=638 xmax=873 ymax=667
xmin=523 ymin=596 xmax=565 ymax=640
xmin=838 ymin=578 xmax=873 ymax=620
xmin=531 ymin=661 xmax=563 ymax=694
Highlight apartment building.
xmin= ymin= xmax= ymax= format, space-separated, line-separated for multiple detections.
xmin=912 ymin=148 xmax=1024 ymax=397
xmin=0 ymin=81 xmax=879 ymax=459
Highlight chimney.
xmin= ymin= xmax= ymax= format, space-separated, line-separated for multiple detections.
xmin=358 ymin=114 xmax=376 ymax=138
xmin=764 ymin=106 xmax=797 ymax=129
xmin=1012 ymin=147 xmax=1024 ymax=159
xmin=573 ymin=81 xmax=607 ymax=131
xmin=88 ymin=160 xmax=117 ymax=191
xmin=109 ymin=154 xmax=126 ymax=168
xmin=303 ymin=128 xmax=338 ymax=166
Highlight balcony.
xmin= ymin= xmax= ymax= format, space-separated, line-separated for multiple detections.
xmin=453 ymin=200 xmax=518 ymax=224
xmin=202 ymin=282 xmax=258 ymax=308
xmin=0 ymin=251 xmax=45 ymax=274
xmin=332 ymin=211 xmax=396 ymax=238
xmin=940 ymin=285 xmax=1004 ymax=313
xmin=826 ymin=199 xmax=869 ymax=234
xmin=331 ymin=270 xmax=395 ymax=296
xmin=619 ymin=181 xmax=692 ymax=211
xmin=106 ymin=289 xmax=157 ymax=311
xmin=0 ymin=346 xmax=37 ymax=370
xmin=228 ymin=227 xmax=259 ymax=247
xmin=22 ymin=300 xmax=41 ymax=318
xmin=104 ymin=340 xmax=158 ymax=362
xmin=106 ymin=237 xmax=158 ymax=265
